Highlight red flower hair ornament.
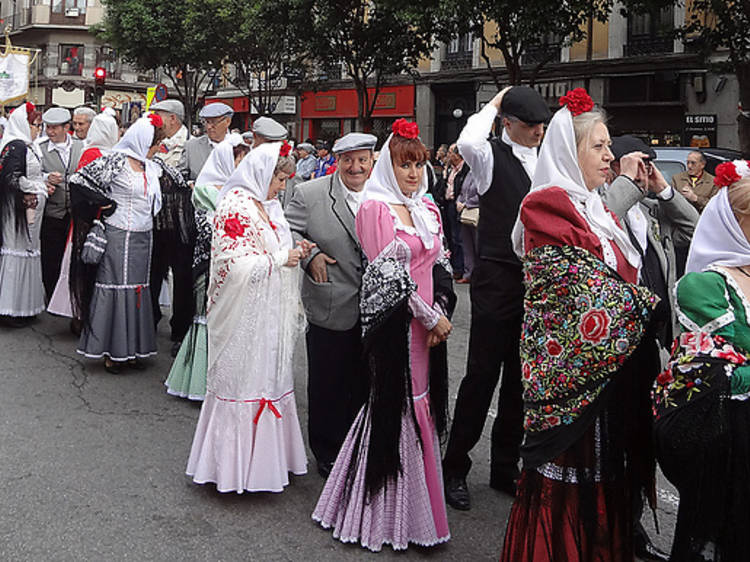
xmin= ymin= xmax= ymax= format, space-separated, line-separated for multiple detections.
xmin=279 ymin=141 xmax=292 ymax=157
xmin=713 ymin=160 xmax=750 ymax=188
xmin=559 ymin=88 xmax=594 ymax=117
xmin=25 ymin=102 xmax=35 ymax=114
xmin=392 ymin=118 xmax=419 ymax=139
xmin=148 ymin=112 xmax=163 ymax=128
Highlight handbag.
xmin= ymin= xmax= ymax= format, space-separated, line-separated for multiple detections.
xmin=80 ymin=219 xmax=107 ymax=265
xmin=459 ymin=206 xmax=479 ymax=227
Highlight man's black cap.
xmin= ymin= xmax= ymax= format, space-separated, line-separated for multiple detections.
xmin=611 ymin=135 xmax=657 ymax=161
xmin=500 ymin=86 xmax=551 ymax=124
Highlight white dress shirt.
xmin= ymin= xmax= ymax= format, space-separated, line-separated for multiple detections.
xmin=344 ymin=188 xmax=364 ymax=215
xmin=48 ymin=135 xmax=72 ymax=168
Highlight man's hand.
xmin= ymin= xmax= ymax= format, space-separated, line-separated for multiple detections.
xmin=456 ymin=201 xmax=465 ymax=213
xmin=619 ymin=151 xmax=649 ymax=185
xmin=297 ymin=239 xmax=317 ymax=260
xmin=427 ymin=315 xmax=452 ymax=348
xmin=677 ymin=183 xmax=698 ymax=202
xmin=47 ymin=172 xmax=63 ymax=186
xmin=645 ymin=162 xmax=669 ymax=194
xmin=308 ymin=252 xmax=336 ymax=283
xmin=45 ymin=182 xmax=56 ymax=196
xmin=22 ymin=193 xmax=38 ymax=209
xmin=489 ymin=86 xmax=513 ymax=112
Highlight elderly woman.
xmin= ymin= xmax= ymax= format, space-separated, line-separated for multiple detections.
xmin=652 ymin=162 xmax=750 ymax=561
xmin=0 ymin=103 xmax=47 ymax=327
xmin=186 ymin=141 xmax=312 ymax=493
xmin=501 ymin=89 xmax=657 ymax=561
xmin=165 ymin=134 xmax=249 ymax=400
xmin=70 ymin=115 xmax=166 ymax=373
xmin=313 ymin=119 xmax=455 ymax=551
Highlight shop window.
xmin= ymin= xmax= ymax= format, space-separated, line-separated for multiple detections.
xmin=608 ymin=74 xmax=679 ymax=104
xmin=60 ymin=45 xmax=84 ymax=76
xmin=625 ymin=6 xmax=673 ymax=56
xmin=52 ymin=0 xmax=86 ymax=15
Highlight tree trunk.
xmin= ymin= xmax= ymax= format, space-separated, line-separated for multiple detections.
xmin=736 ymin=60 xmax=750 ymax=157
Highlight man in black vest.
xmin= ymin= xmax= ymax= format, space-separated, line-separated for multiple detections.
xmin=443 ymin=86 xmax=550 ymax=510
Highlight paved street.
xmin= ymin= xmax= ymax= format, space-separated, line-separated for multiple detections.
xmin=0 ymin=284 xmax=675 ymax=560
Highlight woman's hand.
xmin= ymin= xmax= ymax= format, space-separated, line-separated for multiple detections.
xmin=297 ymin=239 xmax=317 ymax=260
xmin=22 ymin=193 xmax=38 ymax=209
xmin=285 ymin=248 xmax=303 ymax=267
xmin=427 ymin=315 xmax=452 ymax=347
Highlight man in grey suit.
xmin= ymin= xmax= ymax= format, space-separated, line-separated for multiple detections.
xmin=285 ymin=132 xmax=377 ymax=477
xmin=179 ymin=102 xmax=233 ymax=182
xmin=601 ymin=136 xmax=697 ymax=562
xmin=39 ymin=107 xmax=83 ymax=297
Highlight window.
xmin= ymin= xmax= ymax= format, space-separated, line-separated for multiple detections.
xmin=52 ymin=0 xmax=86 ymax=14
xmin=97 ymin=47 xmax=119 ymax=79
xmin=626 ymin=6 xmax=674 ymax=56
xmin=59 ymin=44 xmax=84 ymax=75
xmin=447 ymin=33 xmax=473 ymax=55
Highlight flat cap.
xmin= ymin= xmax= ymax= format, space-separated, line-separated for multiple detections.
xmin=199 ymin=102 xmax=233 ymax=119
xmin=501 ymin=86 xmax=551 ymax=124
xmin=298 ymin=142 xmax=315 ymax=153
xmin=316 ymin=140 xmax=331 ymax=151
xmin=252 ymin=116 xmax=287 ymax=141
xmin=42 ymin=107 xmax=71 ymax=125
xmin=241 ymin=131 xmax=254 ymax=139
xmin=333 ymin=132 xmax=377 ymax=154
xmin=150 ymin=99 xmax=185 ymax=121
xmin=611 ymin=135 xmax=656 ymax=161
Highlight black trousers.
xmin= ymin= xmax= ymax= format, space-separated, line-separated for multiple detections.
xmin=41 ymin=214 xmax=70 ymax=299
xmin=443 ymin=258 xmax=525 ymax=483
xmin=149 ymin=229 xmax=194 ymax=342
xmin=306 ymin=322 xmax=368 ymax=465
xmin=444 ymin=201 xmax=464 ymax=276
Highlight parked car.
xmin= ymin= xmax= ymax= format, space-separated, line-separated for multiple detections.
xmin=653 ymin=147 xmax=743 ymax=185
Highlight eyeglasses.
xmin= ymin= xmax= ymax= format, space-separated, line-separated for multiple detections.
xmin=30 ymin=123 xmax=42 ymax=128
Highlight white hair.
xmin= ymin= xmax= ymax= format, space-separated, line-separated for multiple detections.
xmin=73 ymin=106 xmax=96 ymax=122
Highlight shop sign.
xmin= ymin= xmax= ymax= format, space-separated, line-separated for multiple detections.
xmin=533 ymin=81 xmax=570 ymax=100
xmin=374 ymin=93 xmax=396 ymax=110
xmin=683 ymin=114 xmax=717 ymax=148
xmin=314 ymin=96 xmax=336 ymax=112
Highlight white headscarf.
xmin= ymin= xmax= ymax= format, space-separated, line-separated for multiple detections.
xmin=112 ymin=116 xmax=163 ymax=213
xmin=195 ymin=133 xmax=244 ymax=188
xmin=363 ymin=133 xmax=439 ymax=249
xmin=84 ymin=113 xmax=119 ymax=151
xmin=218 ymin=141 xmax=292 ymax=247
xmin=0 ymin=103 xmax=33 ymax=151
xmin=511 ymin=105 xmax=640 ymax=269
xmin=686 ymin=183 xmax=750 ymax=273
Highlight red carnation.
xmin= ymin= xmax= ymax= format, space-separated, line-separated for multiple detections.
xmin=392 ymin=118 xmax=419 ymax=139
xmin=559 ymin=88 xmax=594 ymax=117
xmin=279 ymin=141 xmax=292 ymax=157
xmin=148 ymin=112 xmax=163 ymax=128
xmin=545 ymin=338 xmax=563 ymax=357
xmin=714 ymin=161 xmax=742 ymax=188
xmin=578 ymin=308 xmax=611 ymax=345
xmin=25 ymin=102 xmax=35 ymax=114
xmin=223 ymin=216 xmax=246 ymax=240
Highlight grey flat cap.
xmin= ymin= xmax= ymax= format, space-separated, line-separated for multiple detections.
xmin=298 ymin=142 xmax=315 ymax=153
xmin=150 ymin=99 xmax=185 ymax=121
xmin=333 ymin=132 xmax=377 ymax=154
xmin=199 ymin=102 xmax=233 ymax=119
xmin=252 ymin=116 xmax=287 ymax=140
xmin=42 ymin=107 xmax=71 ymax=125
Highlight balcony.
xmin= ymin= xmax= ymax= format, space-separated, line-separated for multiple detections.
xmin=624 ymin=36 xmax=673 ymax=57
xmin=523 ymin=43 xmax=562 ymax=66
xmin=441 ymin=52 xmax=472 ymax=71
xmin=9 ymin=4 xmax=94 ymax=31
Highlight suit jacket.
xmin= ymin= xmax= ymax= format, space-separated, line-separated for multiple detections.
xmin=671 ymin=170 xmax=717 ymax=212
xmin=179 ymin=135 xmax=213 ymax=181
xmin=285 ymin=172 xmax=364 ymax=331
xmin=40 ymin=137 xmax=83 ymax=219
xmin=601 ymin=176 xmax=699 ymax=336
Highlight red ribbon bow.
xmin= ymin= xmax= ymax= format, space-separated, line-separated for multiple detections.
xmin=253 ymin=398 xmax=282 ymax=424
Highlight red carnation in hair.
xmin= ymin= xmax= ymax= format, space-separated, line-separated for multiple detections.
xmin=714 ymin=161 xmax=742 ymax=188
xmin=279 ymin=141 xmax=292 ymax=157
xmin=559 ymin=88 xmax=594 ymax=117
xmin=325 ymin=164 xmax=337 ymax=175
xmin=392 ymin=118 xmax=419 ymax=139
xmin=25 ymin=102 xmax=35 ymax=114
xmin=148 ymin=112 xmax=163 ymax=128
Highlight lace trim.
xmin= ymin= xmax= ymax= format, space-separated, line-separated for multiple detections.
xmin=0 ymin=247 xmax=41 ymax=258
xmin=535 ymin=419 xmax=604 ymax=483
xmin=193 ymin=315 xmax=207 ymax=325
xmin=709 ymin=265 xmax=750 ymax=323
xmin=95 ymin=282 xmax=150 ymax=290
xmin=0 ymin=305 xmax=45 ymax=316
xmin=385 ymin=205 xmax=418 ymax=235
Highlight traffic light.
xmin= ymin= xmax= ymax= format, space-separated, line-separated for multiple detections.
xmin=94 ymin=66 xmax=106 ymax=98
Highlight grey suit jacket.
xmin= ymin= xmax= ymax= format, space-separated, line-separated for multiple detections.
xmin=285 ymin=173 xmax=364 ymax=331
xmin=179 ymin=135 xmax=213 ymax=181
xmin=601 ymin=175 xmax=699 ymax=335
xmin=40 ymin=137 xmax=84 ymax=219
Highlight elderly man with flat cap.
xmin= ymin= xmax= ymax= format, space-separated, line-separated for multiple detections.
xmin=285 ymin=132 xmax=376 ymax=477
xmin=295 ymin=143 xmax=317 ymax=182
xmin=151 ymin=99 xmax=189 ymax=168
xmin=251 ymin=116 xmax=287 ymax=148
xmin=179 ymin=102 xmax=233 ymax=183
xmin=442 ymin=86 xmax=550 ymax=510
xmin=39 ymin=106 xmax=83 ymax=297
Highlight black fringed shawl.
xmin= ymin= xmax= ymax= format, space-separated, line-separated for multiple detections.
xmin=347 ymin=251 xmax=455 ymax=500
xmin=152 ymin=159 xmax=195 ymax=245
xmin=0 ymin=140 xmax=29 ymax=248
xmin=68 ymin=153 xmax=124 ymax=325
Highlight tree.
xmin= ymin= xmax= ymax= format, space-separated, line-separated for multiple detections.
xmin=96 ymin=0 xmax=217 ymax=127
xmin=301 ymin=0 xmax=444 ymax=131
xmin=440 ymin=0 xmax=611 ymax=87
xmin=197 ymin=0 xmax=309 ymax=119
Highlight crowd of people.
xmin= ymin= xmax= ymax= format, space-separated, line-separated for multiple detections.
xmin=0 ymin=85 xmax=747 ymax=561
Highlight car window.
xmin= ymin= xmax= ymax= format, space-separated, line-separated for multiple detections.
xmin=653 ymin=161 xmax=685 ymax=185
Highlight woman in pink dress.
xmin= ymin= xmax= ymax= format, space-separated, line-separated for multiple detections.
xmin=313 ymin=120 xmax=455 ymax=551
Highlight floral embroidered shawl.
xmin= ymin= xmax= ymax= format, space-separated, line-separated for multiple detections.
xmin=521 ymin=245 xmax=657 ymax=437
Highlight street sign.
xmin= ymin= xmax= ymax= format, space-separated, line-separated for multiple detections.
xmin=155 ymin=83 xmax=168 ymax=102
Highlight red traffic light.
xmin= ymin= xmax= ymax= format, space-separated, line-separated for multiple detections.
xmin=94 ymin=67 xmax=106 ymax=86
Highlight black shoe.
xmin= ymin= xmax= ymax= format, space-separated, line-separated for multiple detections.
xmin=489 ymin=476 xmax=518 ymax=497
xmin=127 ymin=359 xmax=147 ymax=371
xmin=317 ymin=461 xmax=334 ymax=478
xmin=633 ymin=535 xmax=669 ymax=561
xmin=444 ymin=476 xmax=471 ymax=510
xmin=104 ymin=358 xmax=123 ymax=374
xmin=171 ymin=340 xmax=182 ymax=358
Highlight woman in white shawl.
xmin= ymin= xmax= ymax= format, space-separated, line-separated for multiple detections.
xmin=48 ymin=111 xmax=119 ymax=321
xmin=0 ymin=103 xmax=48 ymax=327
xmin=165 ymin=133 xmax=248 ymax=400
xmin=186 ymin=141 xmax=313 ymax=493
